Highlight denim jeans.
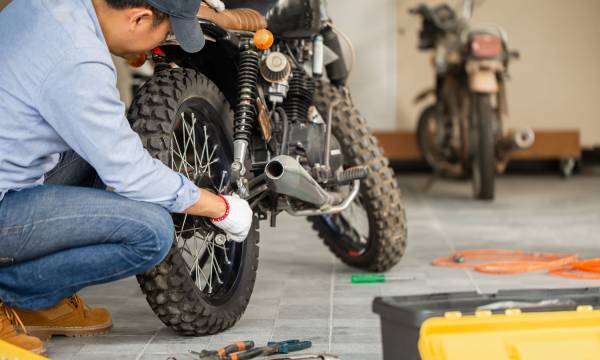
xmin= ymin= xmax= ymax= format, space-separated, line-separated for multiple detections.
xmin=0 ymin=151 xmax=174 ymax=310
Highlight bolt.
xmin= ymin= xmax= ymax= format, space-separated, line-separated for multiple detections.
xmin=231 ymin=162 xmax=242 ymax=175
xmin=215 ymin=234 xmax=227 ymax=246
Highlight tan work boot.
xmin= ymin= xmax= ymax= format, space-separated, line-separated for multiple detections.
xmin=15 ymin=294 xmax=113 ymax=340
xmin=0 ymin=302 xmax=46 ymax=355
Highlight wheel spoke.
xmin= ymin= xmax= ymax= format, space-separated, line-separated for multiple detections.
xmin=198 ymin=125 xmax=207 ymax=172
xmin=190 ymin=232 xmax=211 ymax=289
xmin=172 ymin=134 xmax=186 ymax=174
xmin=218 ymin=170 xmax=227 ymax=194
xmin=190 ymin=113 xmax=202 ymax=177
xmin=210 ymin=243 xmax=224 ymax=286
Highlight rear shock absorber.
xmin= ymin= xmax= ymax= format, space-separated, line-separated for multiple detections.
xmin=232 ymin=42 xmax=260 ymax=195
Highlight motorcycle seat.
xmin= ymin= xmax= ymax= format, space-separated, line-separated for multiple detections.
xmin=197 ymin=3 xmax=267 ymax=32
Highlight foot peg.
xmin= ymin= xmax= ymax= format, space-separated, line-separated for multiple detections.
xmin=336 ymin=166 xmax=369 ymax=185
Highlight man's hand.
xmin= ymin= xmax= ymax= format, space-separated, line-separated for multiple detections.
xmin=185 ymin=190 xmax=253 ymax=242
xmin=210 ymin=194 xmax=253 ymax=242
xmin=204 ymin=0 xmax=226 ymax=12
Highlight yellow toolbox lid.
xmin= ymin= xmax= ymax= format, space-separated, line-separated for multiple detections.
xmin=0 ymin=339 xmax=48 ymax=360
xmin=419 ymin=306 xmax=600 ymax=360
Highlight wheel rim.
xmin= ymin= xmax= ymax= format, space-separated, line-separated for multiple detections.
xmin=321 ymin=183 xmax=371 ymax=257
xmin=170 ymin=100 xmax=244 ymax=304
xmin=472 ymin=152 xmax=481 ymax=194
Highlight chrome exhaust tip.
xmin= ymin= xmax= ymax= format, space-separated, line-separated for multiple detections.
xmin=265 ymin=159 xmax=284 ymax=180
xmin=498 ymin=128 xmax=535 ymax=160
xmin=512 ymin=128 xmax=535 ymax=150
xmin=265 ymin=155 xmax=331 ymax=207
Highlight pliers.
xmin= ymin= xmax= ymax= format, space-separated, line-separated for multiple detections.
xmin=230 ymin=339 xmax=312 ymax=360
xmin=193 ymin=340 xmax=312 ymax=360
xmin=192 ymin=341 xmax=255 ymax=360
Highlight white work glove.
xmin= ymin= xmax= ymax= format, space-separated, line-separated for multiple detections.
xmin=204 ymin=0 xmax=226 ymax=12
xmin=211 ymin=194 xmax=253 ymax=242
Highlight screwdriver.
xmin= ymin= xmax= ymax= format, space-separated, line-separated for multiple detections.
xmin=351 ymin=274 xmax=415 ymax=284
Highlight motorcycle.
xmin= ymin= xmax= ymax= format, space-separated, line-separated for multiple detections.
xmin=410 ymin=0 xmax=534 ymax=200
xmin=128 ymin=0 xmax=407 ymax=335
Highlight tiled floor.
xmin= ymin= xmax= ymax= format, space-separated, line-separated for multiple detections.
xmin=47 ymin=174 xmax=600 ymax=359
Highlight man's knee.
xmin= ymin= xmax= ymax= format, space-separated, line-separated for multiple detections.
xmin=129 ymin=204 xmax=174 ymax=267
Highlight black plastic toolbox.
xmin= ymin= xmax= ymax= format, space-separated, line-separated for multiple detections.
xmin=372 ymin=287 xmax=600 ymax=360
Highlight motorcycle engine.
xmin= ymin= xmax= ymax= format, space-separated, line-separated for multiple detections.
xmin=262 ymin=52 xmax=344 ymax=177
xmin=287 ymin=107 xmax=344 ymax=175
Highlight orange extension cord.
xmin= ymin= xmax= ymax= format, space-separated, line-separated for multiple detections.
xmin=432 ymin=249 xmax=600 ymax=279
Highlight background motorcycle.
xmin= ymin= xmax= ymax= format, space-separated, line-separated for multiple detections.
xmin=411 ymin=0 xmax=534 ymax=200
xmin=127 ymin=0 xmax=407 ymax=335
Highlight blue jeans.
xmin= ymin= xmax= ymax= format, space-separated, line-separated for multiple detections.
xmin=0 ymin=151 xmax=174 ymax=310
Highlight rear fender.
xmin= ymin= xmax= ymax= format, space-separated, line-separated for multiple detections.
xmin=160 ymin=21 xmax=243 ymax=106
xmin=466 ymin=59 xmax=503 ymax=93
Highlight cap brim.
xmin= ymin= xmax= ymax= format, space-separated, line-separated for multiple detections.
xmin=171 ymin=17 xmax=205 ymax=53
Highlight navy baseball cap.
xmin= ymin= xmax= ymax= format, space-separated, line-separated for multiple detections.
xmin=145 ymin=0 xmax=205 ymax=53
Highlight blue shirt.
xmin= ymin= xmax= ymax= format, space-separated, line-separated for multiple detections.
xmin=0 ymin=0 xmax=200 ymax=212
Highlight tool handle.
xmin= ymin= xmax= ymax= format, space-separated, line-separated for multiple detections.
xmin=351 ymin=274 xmax=385 ymax=284
xmin=286 ymin=340 xmax=312 ymax=352
xmin=223 ymin=341 xmax=254 ymax=355
xmin=267 ymin=339 xmax=312 ymax=353
xmin=229 ymin=347 xmax=272 ymax=360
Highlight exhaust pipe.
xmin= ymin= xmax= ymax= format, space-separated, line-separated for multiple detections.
xmin=511 ymin=128 xmax=535 ymax=150
xmin=265 ymin=155 xmax=331 ymax=207
xmin=498 ymin=128 xmax=535 ymax=158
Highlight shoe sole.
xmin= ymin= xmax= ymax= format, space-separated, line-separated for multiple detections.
xmin=32 ymin=346 xmax=47 ymax=356
xmin=25 ymin=321 xmax=113 ymax=341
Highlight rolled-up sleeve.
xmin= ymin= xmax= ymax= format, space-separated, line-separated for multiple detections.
xmin=36 ymin=49 xmax=199 ymax=213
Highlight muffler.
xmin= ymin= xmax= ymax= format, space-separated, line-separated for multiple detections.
xmin=498 ymin=128 xmax=535 ymax=156
xmin=265 ymin=155 xmax=332 ymax=207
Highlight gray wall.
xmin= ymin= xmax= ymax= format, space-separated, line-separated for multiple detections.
xmin=328 ymin=0 xmax=398 ymax=131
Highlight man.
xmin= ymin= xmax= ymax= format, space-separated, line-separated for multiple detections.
xmin=0 ymin=0 xmax=252 ymax=354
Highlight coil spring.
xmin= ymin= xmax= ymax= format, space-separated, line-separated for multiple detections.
xmin=283 ymin=66 xmax=315 ymax=122
xmin=234 ymin=47 xmax=260 ymax=142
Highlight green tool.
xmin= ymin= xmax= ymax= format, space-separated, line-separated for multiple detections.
xmin=351 ymin=274 xmax=415 ymax=284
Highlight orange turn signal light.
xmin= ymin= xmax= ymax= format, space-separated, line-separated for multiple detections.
xmin=253 ymin=29 xmax=274 ymax=50
xmin=127 ymin=52 xmax=147 ymax=68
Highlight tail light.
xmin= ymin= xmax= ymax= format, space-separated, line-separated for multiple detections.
xmin=470 ymin=34 xmax=502 ymax=58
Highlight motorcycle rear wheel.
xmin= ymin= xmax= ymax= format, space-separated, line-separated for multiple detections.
xmin=308 ymin=82 xmax=407 ymax=272
xmin=471 ymin=94 xmax=496 ymax=200
xmin=128 ymin=68 xmax=259 ymax=335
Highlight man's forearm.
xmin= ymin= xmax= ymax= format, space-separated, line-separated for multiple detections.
xmin=184 ymin=188 xmax=227 ymax=218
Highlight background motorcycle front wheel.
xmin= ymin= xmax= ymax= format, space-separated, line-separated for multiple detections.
xmin=471 ymin=93 xmax=496 ymax=200
xmin=128 ymin=68 xmax=259 ymax=335
xmin=308 ymin=82 xmax=407 ymax=272
xmin=417 ymin=104 xmax=463 ymax=177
